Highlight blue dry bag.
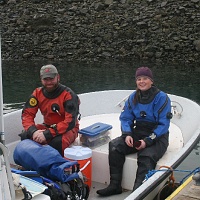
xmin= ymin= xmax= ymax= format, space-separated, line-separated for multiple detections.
xmin=13 ymin=139 xmax=79 ymax=182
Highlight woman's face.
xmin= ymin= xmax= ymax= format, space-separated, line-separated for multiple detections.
xmin=136 ymin=76 xmax=153 ymax=91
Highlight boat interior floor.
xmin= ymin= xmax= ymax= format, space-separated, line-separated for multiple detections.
xmin=89 ymin=181 xmax=132 ymax=200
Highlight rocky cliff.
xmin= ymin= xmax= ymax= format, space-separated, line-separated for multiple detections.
xmin=1 ymin=0 xmax=200 ymax=64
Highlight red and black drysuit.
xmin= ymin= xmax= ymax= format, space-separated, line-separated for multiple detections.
xmin=20 ymin=83 xmax=80 ymax=156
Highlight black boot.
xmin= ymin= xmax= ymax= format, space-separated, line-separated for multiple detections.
xmin=96 ymin=174 xmax=122 ymax=196
xmin=97 ymin=138 xmax=125 ymax=196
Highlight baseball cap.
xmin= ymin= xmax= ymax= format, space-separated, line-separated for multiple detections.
xmin=40 ymin=64 xmax=58 ymax=79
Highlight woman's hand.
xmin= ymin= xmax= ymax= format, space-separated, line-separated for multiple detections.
xmin=135 ymin=140 xmax=146 ymax=150
xmin=125 ymin=136 xmax=134 ymax=147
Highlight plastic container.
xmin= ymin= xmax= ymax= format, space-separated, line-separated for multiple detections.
xmin=79 ymin=122 xmax=112 ymax=148
xmin=64 ymin=146 xmax=92 ymax=188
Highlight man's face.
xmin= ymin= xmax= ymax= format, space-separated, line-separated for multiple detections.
xmin=41 ymin=74 xmax=60 ymax=92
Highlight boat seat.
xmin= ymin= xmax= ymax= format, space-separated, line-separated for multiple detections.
xmin=79 ymin=113 xmax=183 ymax=190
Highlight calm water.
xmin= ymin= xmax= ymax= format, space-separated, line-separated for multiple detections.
xmin=2 ymin=60 xmax=200 ymax=181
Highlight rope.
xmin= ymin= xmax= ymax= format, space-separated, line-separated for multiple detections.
xmin=179 ymin=167 xmax=200 ymax=185
xmin=159 ymin=166 xmax=175 ymax=187
xmin=144 ymin=166 xmax=200 ymax=185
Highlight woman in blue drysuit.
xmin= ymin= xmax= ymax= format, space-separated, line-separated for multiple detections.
xmin=97 ymin=67 xmax=172 ymax=196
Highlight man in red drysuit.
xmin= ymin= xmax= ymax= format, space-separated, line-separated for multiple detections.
xmin=19 ymin=64 xmax=80 ymax=156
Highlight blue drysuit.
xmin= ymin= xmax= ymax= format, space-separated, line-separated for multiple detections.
xmin=120 ymin=87 xmax=171 ymax=142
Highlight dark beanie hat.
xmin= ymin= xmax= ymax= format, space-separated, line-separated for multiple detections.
xmin=135 ymin=67 xmax=153 ymax=81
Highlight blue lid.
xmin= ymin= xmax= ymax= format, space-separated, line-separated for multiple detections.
xmin=78 ymin=122 xmax=112 ymax=136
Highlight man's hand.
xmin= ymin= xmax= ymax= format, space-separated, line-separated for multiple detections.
xmin=33 ymin=130 xmax=47 ymax=144
xmin=125 ymin=135 xmax=134 ymax=147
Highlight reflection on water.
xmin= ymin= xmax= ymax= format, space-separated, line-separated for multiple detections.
xmin=2 ymin=60 xmax=200 ymax=180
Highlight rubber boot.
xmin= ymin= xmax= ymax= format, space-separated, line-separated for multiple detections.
xmin=96 ymin=174 xmax=122 ymax=196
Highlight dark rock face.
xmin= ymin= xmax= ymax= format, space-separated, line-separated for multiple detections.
xmin=1 ymin=0 xmax=200 ymax=63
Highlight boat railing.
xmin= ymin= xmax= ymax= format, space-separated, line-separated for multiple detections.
xmin=171 ymin=101 xmax=183 ymax=118
xmin=0 ymin=142 xmax=15 ymax=200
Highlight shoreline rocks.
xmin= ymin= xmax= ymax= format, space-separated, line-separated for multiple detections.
xmin=1 ymin=0 xmax=200 ymax=64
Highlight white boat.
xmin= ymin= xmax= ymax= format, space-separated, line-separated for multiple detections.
xmin=1 ymin=89 xmax=200 ymax=200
